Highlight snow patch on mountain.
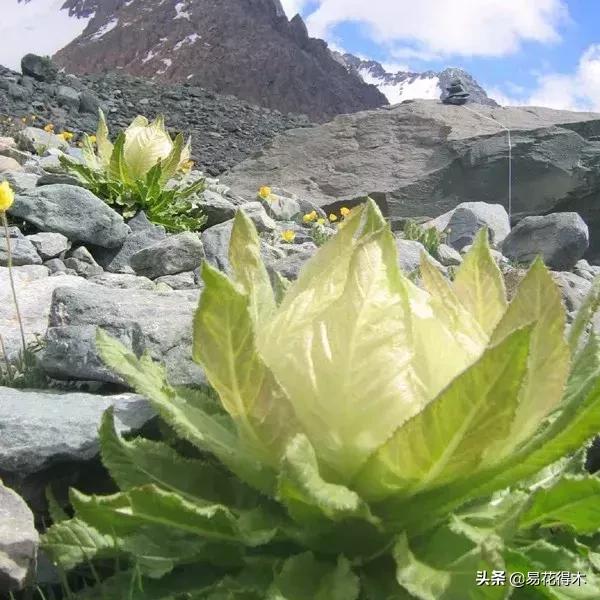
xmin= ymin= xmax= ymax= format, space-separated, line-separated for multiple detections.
xmin=334 ymin=52 xmax=497 ymax=107
xmin=358 ymin=66 xmax=442 ymax=104
xmin=174 ymin=33 xmax=201 ymax=51
xmin=1 ymin=0 xmax=94 ymax=71
xmin=90 ymin=17 xmax=118 ymax=41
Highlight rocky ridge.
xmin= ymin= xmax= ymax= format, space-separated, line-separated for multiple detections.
xmin=0 ymin=58 xmax=313 ymax=176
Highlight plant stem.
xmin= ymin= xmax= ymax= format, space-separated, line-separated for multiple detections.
xmin=2 ymin=211 xmax=27 ymax=357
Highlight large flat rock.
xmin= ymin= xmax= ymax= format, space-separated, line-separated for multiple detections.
xmin=223 ymin=100 xmax=600 ymax=251
xmin=39 ymin=283 xmax=205 ymax=387
xmin=0 ymin=266 xmax=85 ymax=360
xmin=0 ymin=387 xmax=154 ymax=476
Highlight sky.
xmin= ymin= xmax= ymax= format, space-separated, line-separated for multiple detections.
xmin=280 ymin=0 xmax=600 ymax=111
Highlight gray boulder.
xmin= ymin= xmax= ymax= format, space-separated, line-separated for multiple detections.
xmin=1 ymin=172 xmax=38 ymax=194
xmin=201 ymin=190 xmax=237 ymax=228
xmin=395 ymin=238 xmax=446 ymax=275
xmin=16 ymin=127 xmax=68 ymax=154
xmin=202 ymin=218 xmax=284 ymax=274
xmin=223 ymin=100 xmax=600 ymax=252
xmin=9 ymin=185 xmax=130 ymax=248
xmin=155 ymin=271 xmax=200 ymax=290
xmin=202 ymin=220 xmax=235 ymax=272
xmin=0 ymin=387 xmax=154 ymax=477
xmin=130 ymin=232 xmax=205 ymax=279
xmin=0 ymin=156 xmax=23 ymax=172
xmin=64 ymin=246 xmax=104 ymax=278
xmin=39 ymin=284 xmax=204 ymax=386
xmin=437 ymin=243 xmax=463 ymax=266
xmin=0 ymin=227 xmax=42 ymax=266
xmin=26 ymin=232 xmax=70 ymax=260
xmin=44 ymin=258 xmax=67 ymax=274
xmin=502 ymin=213 xmax=589 ymax=270
xmin=266 ymin=246 xmax=317 ymax=281
xmin=446 ymin=202 xmax=510 ymax=250
xmin=574 ymin=259 xmax=600 ymax=282
xmin=92 ymin=222 xmax=167 ymax=273
xmin=265 ymin=193 xmax=301 ymax=221
xmin=552 ymin=271 xmax=592 ymax=314
xmin=21 ymin=54 xmax=58 ymax=82
xmin=0 ymin=483 xmax=38 ymax=593
xmin=79 ymin=91 xmax=101 ymax=114
xmin=56 ymin=85 xmax=80 ymax=109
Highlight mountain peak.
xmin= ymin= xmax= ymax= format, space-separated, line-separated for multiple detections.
xmin=48 ymin=0 xmax=387 ymax=121
xmin=334 ymin=52 xmax=498 ymax=107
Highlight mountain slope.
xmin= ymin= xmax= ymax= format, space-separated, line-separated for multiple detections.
xmin=45 ymin=0 xmax=387 ymax=121
xmin=334 ymin=52 xmax=498 ymax=107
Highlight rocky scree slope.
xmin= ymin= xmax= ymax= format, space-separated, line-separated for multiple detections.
xmin=0 ymin=58 xmax=312 ymax=176
xmin=333 ymin=52 xmax=498 ymax=107
xmin=49 ymin=0 xmax=387 ymax=121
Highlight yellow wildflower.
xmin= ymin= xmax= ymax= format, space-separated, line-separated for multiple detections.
xmin=21 ymin=117 xmax=27 ymax=123
xmin=340 ymin=206 xmax=350 ymax=217
xmin=59 ymin=131 xmax=74 ymax=142
xmin=317 ymin=218 xmax=326 ymax=225
xmin=258 ymin=186 xmax=272 ymax=201
xmin=329 ymin=213 xmax=338 ymax=222
xmin=303 ymin=211 xmax=317 ymax=223
xmin=181 ymin=159 xmax=194 ymax=172
xmin=0 ymin=181 xmax=15 ymax=212
xmin=281 ymin=229 xmax=296 ymax=243
xmin=44 ymin=123 xmax=54 ymax=133
xmin=88 ymin=134 xmax=97 ymax=144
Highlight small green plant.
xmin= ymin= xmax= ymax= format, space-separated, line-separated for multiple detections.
xmin=60 ymin=111 xmax=207 ymax=232
xmin=0 ymin=333 xmax=48 ymax=389
xmin=404 ymin=218 xmax=444 ymax=257
xmin=42 ymin=200 xmax=600 ymax=598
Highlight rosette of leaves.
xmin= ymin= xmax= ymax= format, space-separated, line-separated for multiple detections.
xmin=60 ymin=110 xmax=207 ymax=232
xmin=43 ymin=199 xmax=600 ymax=599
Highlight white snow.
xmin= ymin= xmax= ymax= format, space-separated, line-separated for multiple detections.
xmin=174 ymin=2 xmax=191 ymax=21
xmin=1 ymin=0 xmax=95 ymax=71
xmin=142 ymin=49 xmax=157 ymax=64
xmin=90 ymin=17 xmax=119 ymax=41
xmin=358 ymin=67 xmax=442 ymax=105
xmin=157 ymin=58 xmax=172 ymax=74
xmin=174 ymin=33 xmax=200 ymax=51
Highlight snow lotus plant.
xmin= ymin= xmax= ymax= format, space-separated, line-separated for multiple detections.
xmin=60 ymin=109 xmax=206 ymax=232
xmin=43 ymin=200 xmax=600 ymax=599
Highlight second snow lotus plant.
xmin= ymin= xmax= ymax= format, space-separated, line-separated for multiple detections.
xmin=43 ymin=199 xmax=600 ymax=598
xmin=60 ymin=110 xmax=206 ymax=232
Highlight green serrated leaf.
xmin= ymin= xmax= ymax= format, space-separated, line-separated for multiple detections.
xmin=95 ymin=329 xmax=275 ymax=494
xmin=42 ymin=518 xmax=119 ymax=571
xmin=100 ymin=408 xmax=255 ymax=507
xmin=520 ymin=475 xmax=600 ymax=534
xmin=193 ymin=261 xmax=298 ymax=469
xmin=268 ymin=553 xmax=360 ymax=600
